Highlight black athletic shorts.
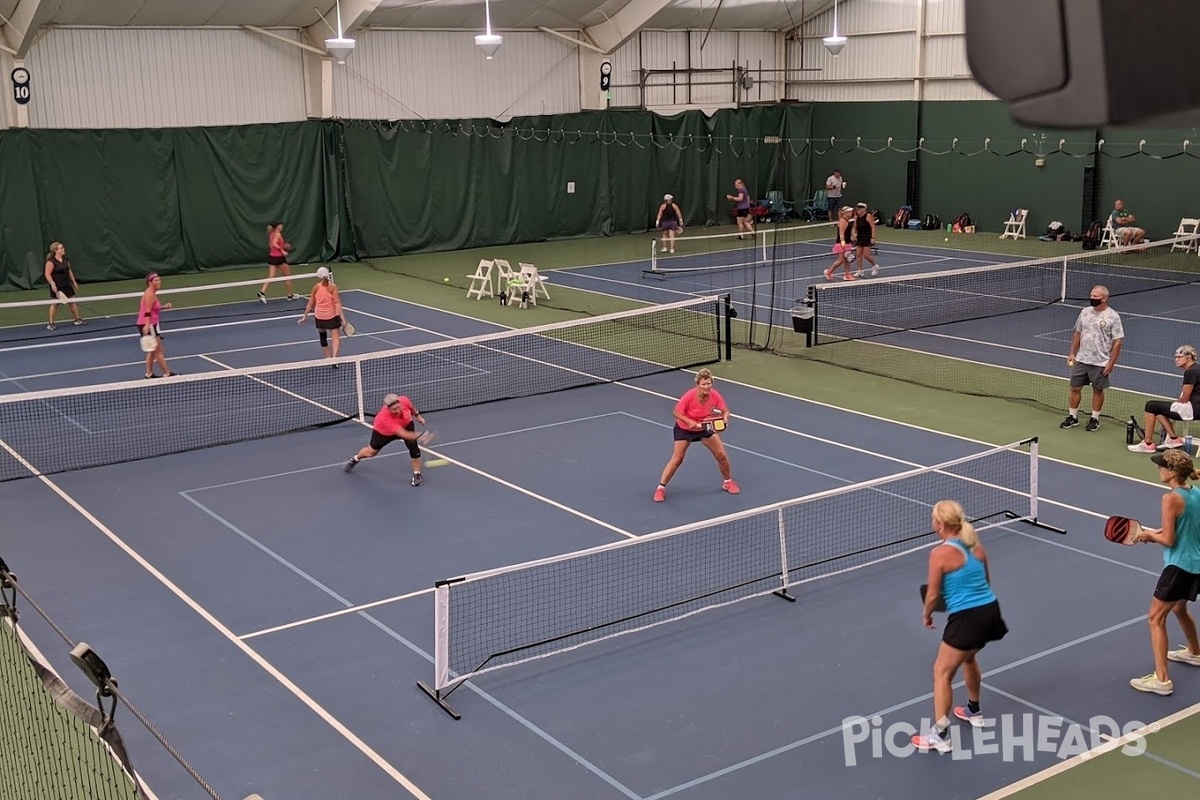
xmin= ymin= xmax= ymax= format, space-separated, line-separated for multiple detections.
xmin=673 ymin=424 xmax=713 ymax=443
xmin=943 ymin=600 xmax=1009 ymax=652
xmin=1154 ymin=564 xmax=1200 ymax=603
xmin=370 ymin=424 xmax=421 ymax=458
xmin=315 ymin=315 xmax=342 ymax=331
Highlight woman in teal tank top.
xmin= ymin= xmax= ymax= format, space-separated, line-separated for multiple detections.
xmin=1129 ymin=450 xmax=1200 ymax=696
xmin=911 ymin=500 xmax=1009 ymax=754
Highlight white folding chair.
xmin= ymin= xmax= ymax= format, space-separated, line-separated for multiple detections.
xmin=494 ymin=259 xmax=527 ymax=307
xmin=518 ymin=262 xmax=550 ymax=303
xmin=1000 ymin=209 xmax=1028 ymax=240
xmin=1171 ymin=217 xmax=1200 ymax=253
xmin=466 ymin=259 xmax=494 ymax=299
xmin=1100 ymin=217 xmax=1119 ymax=248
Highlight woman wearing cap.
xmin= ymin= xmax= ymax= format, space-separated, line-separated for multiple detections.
xmin=851 ymin=203 xmax=879 ymax=277
xmin=1128 ymin=345 xmax=1200 ymax=453
xmin=824 ymin=206 xmax=857 ymax=281
xmin=655 ymin=194 xmax=684 ymax=254
xmin=44 ymin=242 xmax=84 ymax=330
xmin=345 ymin=393 xmax=428 ymax=486
xmin=297 ymin=267 xmax=343 ymax=364
xmin=1128 ymin=448 xmax=1200 ymax=695
xmin=137 ymin=273 xmax=177 ymax=379
xmin=258 ymin=221 xmax=298 ymax=303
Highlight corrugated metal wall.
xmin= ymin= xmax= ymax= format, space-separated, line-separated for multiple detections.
xmin=609 ymin=30 xmax=779 ymax=111
xmin=331 ymin=30 xmax=579 ymax=121
xmin=24 ymin=28 xmax=307 ymax=129
xmin=786 ymin=0 xmax=993 ymax=102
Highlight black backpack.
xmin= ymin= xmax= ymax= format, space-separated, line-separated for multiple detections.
xmin=922 ymin=213 xmax=940 ymax=230
xmin=1081 ymin=220 xmax=1101 ymax=250
xmin=891 ymin=206 xmax=912 ymax=229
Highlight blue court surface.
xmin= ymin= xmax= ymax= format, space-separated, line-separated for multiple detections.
xmin=3 ymin=290 xmax=1199 ymax=800
xmin=552 ymin=237 xmax=1200 ymax=403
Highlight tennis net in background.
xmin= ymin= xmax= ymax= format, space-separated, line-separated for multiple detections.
xmin=0 ymin=272 xmax=320 ymax=346
xmin=808 ymin=235 xmax=1200 ymax=345
xmin=642 ymin=222 xmax=836 ymax=279
xmin=759 ymin=236 xmax=1200 ymax=427
xmin=418 ymin=438 xmax=1060 ymax=718
xmin=0 ymin=296 xmax=723 ymax=482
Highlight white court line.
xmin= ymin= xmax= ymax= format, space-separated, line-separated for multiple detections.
xmin=977 ymin=698 xmax=1200 ymax=799
xmin=177 ymin=357 xmax=638 ymax=542
xmin=350 ymin=286 xmax=1177 ymax=494
xmin=0 ymin=314 xmax=304 ymax=353
xmin=643 ymin=614 xmax=1149 ymax=800
xmin=0 ymin=325 xmax=420 ymax=385
xmin=0 ymin=435 xmax=434 ymax=800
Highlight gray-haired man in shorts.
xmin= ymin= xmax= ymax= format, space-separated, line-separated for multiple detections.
xmin=1062 ymin=285 xmax=1124 ymax=432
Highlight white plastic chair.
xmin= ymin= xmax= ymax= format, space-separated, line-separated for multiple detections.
xmin=1100 ymin=217 xmax=1118 ymax=248
xmin=518 ymin=262 xmax=550 ymax=303
xmin=1000 ymin=209 xmax=1028 ymax=240
xmin=466 ymin=259 xmax=493 ymax=299
xmin=1171 ymin=217 xmax=1200 ymax=253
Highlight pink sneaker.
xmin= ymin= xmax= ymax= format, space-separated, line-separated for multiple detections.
xmin=723 ymin=479 xmax=740 ymax=495
xmin=653 ymin=486 xmax=666 ymax=502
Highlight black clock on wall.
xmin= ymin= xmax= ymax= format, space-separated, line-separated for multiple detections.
xmin=11 ymin=67 xmax=30 ymax=105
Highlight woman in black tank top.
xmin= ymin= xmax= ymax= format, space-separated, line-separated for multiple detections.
xmin=43 ymin=242 xmax=83 ymax=330
xmin=852 ymin=204 xmax=879 ymax=277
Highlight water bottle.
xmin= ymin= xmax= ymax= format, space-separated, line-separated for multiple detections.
xmin=946 ymin=223 xmax=952 ymax=233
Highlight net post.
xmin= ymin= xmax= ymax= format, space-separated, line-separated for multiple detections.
xmin=416 ymin=581 xmax=462 ymax=720
xmin=354 ymin=361 xmax=365 ymax=423
xmin=1003 ymin=437 xmax=1067 ymax=534
xmin=773 ymin=507 xmax=796 ymax=602
xmin=723 ymin=295 xmax=733 ymax=361
xmin=1059 ymin=256 xmax=1068 ymax=302
xmin=806 ymin=285 xmax=817 ymax=348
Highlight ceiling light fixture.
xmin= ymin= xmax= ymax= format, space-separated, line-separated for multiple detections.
xmin=824 ymin=0 xmax=847 ymax=56
xmin=325 ymin=0 xmax=356 ymax=64
xmin=475 ymin=0 xmax=502 ymax=59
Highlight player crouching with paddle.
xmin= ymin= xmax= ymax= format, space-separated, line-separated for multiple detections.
xmin=1108 ymin=449 xmax=1200 ymax=695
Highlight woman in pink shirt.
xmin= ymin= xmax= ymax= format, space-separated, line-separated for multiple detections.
xmin=654 ymin=368 xmax=739 ymax=502
xmin=297 ymin=267 xmax=343 ymax=363
xmin=258 ymin=221 xmax=298 ymax=303
xmin=137 ymin=272 xmax=177 ymax=379
xmin=344 ymin=393 xmax=429 ymax=486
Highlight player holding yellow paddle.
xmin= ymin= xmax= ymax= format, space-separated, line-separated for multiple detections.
xmin=653 ymin=368 xmax=739 ymax=502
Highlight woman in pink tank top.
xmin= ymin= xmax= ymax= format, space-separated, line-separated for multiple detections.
xmin=258 ymin=221 xmax=298 ymax=303
xmin=138 ymin=273 xmax=177 ymax=379
xmin=297 ymin=267 xmax=343 ymax=364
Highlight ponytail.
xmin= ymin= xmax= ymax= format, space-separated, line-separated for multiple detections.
xmin=46 ymin=241 xmax=63 ymax=262
xmin=958 ymin=521 xmax=978 ymax=549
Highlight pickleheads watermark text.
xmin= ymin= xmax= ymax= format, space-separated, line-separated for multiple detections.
xmin=841 ymin=714 xmax=1158 ymax=765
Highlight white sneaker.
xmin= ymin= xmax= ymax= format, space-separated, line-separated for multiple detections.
xmin=1158 ymin=437 xmax=1186 ymax=451
xmin=1128 ymin=441 xmax=1157 ymax=453
xmin=910 ymin=729 xmax=952 ymax=753
xmin=1130 ymin=673 xmax=1173 ymax=695
xmin=954 ymin=706 xmax=986 ymax=728
xmin=871 ymin=264 xmax=879 ymax=276
xmin=1167 ymin=646 xmax=1200 ymax=666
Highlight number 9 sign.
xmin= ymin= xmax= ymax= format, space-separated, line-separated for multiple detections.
xmin=11 ymin=67 xmax=30 ymax=105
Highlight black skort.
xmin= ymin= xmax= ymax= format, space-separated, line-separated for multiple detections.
xmin=268 ymin=254 xmax=288 ymax=266
xmin=49 ymin=283 xmax=76 ymax=300
xmin=943 ymin=600 xmax=1009 ymax=652
xmin=1155 ymin=564 xmax=1200 ymax=603
xmin=673 ymin=424 xmax=713 ymax=443
xmin=315 ymin=316 xmax=342 ymax=331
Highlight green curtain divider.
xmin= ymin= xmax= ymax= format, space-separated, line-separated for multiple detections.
xmin=1093 ymin=125 xmax=1200 ymax=240
xmin=809 ymin=101 xmax=918 ymax=217
xmin=915 ymin=101 xmax=1095 ymax=236
xmin=0 ymin=131 xmax=46 ymax=290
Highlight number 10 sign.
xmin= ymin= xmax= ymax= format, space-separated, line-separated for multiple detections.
xmin=11 ymin=67 xmax=30 ymax=105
